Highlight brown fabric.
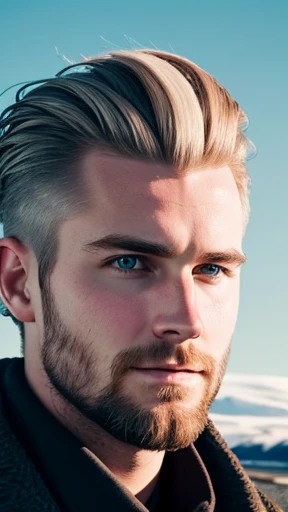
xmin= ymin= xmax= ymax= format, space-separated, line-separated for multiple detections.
xmin=158 ymin=446 xmax=215 ymax=511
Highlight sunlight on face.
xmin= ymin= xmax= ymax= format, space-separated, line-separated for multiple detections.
xmin=41 ymin=154 xmax=244 ymax=450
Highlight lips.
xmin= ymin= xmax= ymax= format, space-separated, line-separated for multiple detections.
xmin=132 ymin=365 xmax=201 ymax=373
xmin=130 ymin=366 xmax=203 ymax=385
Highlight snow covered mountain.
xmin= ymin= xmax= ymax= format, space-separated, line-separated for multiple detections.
xmin=210 ymin=374 xmax=288 ymax=472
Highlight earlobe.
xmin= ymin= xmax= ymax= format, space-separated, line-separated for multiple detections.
xmin=0 ymin=239 xmax=35 ymax=323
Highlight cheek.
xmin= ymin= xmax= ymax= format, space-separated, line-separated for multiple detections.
xmin=87 ymin=291 xmax=147 ymax=339
xmin=198 ymin=280 xmax=240 ymax=353
xmin=54 ymin=269 xmax=149 ymax=351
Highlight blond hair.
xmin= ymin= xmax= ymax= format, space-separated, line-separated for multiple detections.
xmin=0 ymin=49 xmax=252 ymax=284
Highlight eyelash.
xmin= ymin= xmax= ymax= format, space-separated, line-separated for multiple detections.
xmin=104 ymin=255 xmax=231 ymax=280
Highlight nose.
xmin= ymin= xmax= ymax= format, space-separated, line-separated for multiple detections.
xmin=151 ymin=277 xmax=203 ymax=343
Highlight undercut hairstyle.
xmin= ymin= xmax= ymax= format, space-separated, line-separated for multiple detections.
xmin=0 ymin=49 xmax=253 ymax=341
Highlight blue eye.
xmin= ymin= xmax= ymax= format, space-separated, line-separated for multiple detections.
xmin=200 ymin=264 xmax=222 ymax=276
xmin=106 ymin=255 xmax=149 ymax=275
xmin=114 ymin=256 xmax=139 ymax=270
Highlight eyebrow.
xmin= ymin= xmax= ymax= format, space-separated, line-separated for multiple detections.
xmin=83 ymin=234 xmax=176 ymax=258
xmin=197 ymin=250 xmax=247 ymax=266
xmin=83 ymin=234 xmax=247 ymax=266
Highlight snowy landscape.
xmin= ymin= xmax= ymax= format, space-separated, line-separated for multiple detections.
xmin=210 ymin=374 xmax=288 ymax=475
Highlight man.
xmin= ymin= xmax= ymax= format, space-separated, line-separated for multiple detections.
xmin=0 ymin=49 xmax=282 ymax=512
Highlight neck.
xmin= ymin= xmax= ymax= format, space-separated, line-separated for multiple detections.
xmin=25 ymin=357 xmax=164 ymax=505
xmin=82 ymin=437 xmax=163 ymax=504
xmin=64 ymin=407 xmax=164 ymax=503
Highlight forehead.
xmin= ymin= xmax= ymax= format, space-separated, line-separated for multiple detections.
xmin=64 ymin=152 xmax=243 ymax=251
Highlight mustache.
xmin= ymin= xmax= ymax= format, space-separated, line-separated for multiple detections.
xmin=110 ymin=341 xmax=216 ymax=384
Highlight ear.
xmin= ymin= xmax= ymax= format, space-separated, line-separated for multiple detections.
xmin=0 ymin=237 xmax=35 ymax=323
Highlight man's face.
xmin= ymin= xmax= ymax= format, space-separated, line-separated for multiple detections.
xmin=40 ymin=153 xmax=244 ymax=451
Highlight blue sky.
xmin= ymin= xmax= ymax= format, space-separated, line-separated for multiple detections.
xmin=0 ymin=0 xmax=287 ymax=376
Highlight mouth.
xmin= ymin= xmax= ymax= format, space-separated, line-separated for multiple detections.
xmin=130 ymin=366 xmax=204 ymax=384
xmin=132 ymin=365 xmax=202 ymax=373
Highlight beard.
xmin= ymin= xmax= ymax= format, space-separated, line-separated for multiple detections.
xmin=41 ymin=282 xmax=230 ymax=451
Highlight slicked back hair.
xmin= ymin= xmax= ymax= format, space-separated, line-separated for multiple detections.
xmin=0 ymin=49 xmax=253 ymax=341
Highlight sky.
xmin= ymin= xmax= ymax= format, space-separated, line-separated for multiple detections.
xmin=0 ymin=0 xmax=287 ymax=376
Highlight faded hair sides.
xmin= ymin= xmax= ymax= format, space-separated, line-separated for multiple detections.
xmin=0 ymin=49 xmax=254 ymax=340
